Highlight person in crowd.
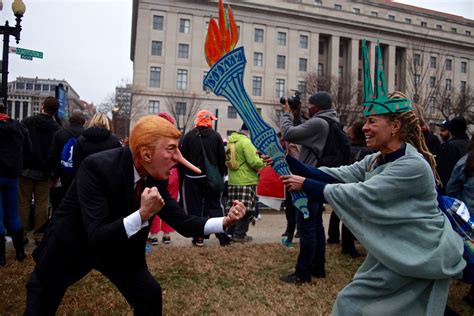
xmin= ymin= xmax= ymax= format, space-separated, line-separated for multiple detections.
xmin=447 ymin=135 xmax=474 ymax=307
xmin=280 ymin=140 xmax=300 ymax=248
xmin=19 ymin=97 xmax=60 ymax=243
xmin=328 ymin=120 xmax=373 ymax=258
xmin=413 ymin=103 xmax=441 ymax=157
xmin=49 ymin=110 xmax=86 ymax=212
xmin=437 ymin=119 xmax=452 ymax=143
xmin=180 ymin=110 xmax=230 ymax=247
xmin=279 ymin=91 xmax=340 ymax=283
xmin=437 ymin=116 xmax=470 ymax=193
xmin=225 ymin=123 xmax=264 ymax=242
xmin=273 ymin=89 xmax=465 ymax=314
xmin=147 ymin=112 xmax=178 ymax=245
xmin=72 ymin=112 xmax=121 ymax=172
xmin=0 ymin=105 xmax=30 ymax=265
xmin=24 ymin=115 xmax=246 ymax=315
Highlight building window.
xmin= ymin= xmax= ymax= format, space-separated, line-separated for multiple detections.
xmin=339 ymin=44 xmax=344 ymax=58
xmin=254 ymin=28 xmax=264 ymax=43
xmin=149 ymin=67 xmax=161 ymax=88
xmin=414 ymin=53 xmax=421 ymax=66
xmin=334 ymin=4 xmax=342 ymax=10
xmin=299 ymin=35 xmax=308 ymax=49
xmin=179 ymin=19 xmax=190 ymax=33
xmin=22 ymin=101 xmax=28 ymax=119
xmin=276 ymin=79 xmax=285 ymax=98
xmin=405 ymin=18 xmax=412 ymax=24
xmin=254 ymin=52 xmax=263 ymax=67
xmin=42 ymin=84 xmax=49 ymax=91
xmin=451 ymin=28 xmax=457 ymax=33
xmin=148 ymin=100 xmax=160 ymax=114
xmin=298 ymin=81 xmax=306 ymax=95
xmin=429 ymin=76 xmax=436 ymax=88
xmin=430 ymin=56 xmax=437 ymax=68
xmin=436 ymin=24 xmax=442 ymax=30
xmin=34 ymin=84 xmax=41 ymax=91
xmin=176 ymin=69 xmax=188 ymax=90
xmin=466 ymin=31 xmax=471 ymax=36
xmin=276 ymin=55 xmax=286 ymax=69
xmin=32 ymin=101 xmax=40 ymax=114
xmin=176 ymin=102 xmax=187 ymax=115
xmin=421 ymin=21 xmax=427 ymax=27
xmin=339 ymin=66 xmax=343 ymax=77
xmin=353 ymin=8 xmax=360 ymax=14
xmin=299 ymin=58 xmax=308 ymax=72
xmin=277 ymin=32 xmax=287 ymax=46
xmin=445 ymin=59 xmax=452 ymax=71
xmin=414 ymin=74 xmax=421 ymax=85
xmin=252 ymin=76 xmax=262 ymax=96
xmin=50 ymin=85 xmax=56 ymax=91
xmin=319 ymin=41 xmax=324 ymax=55
xmin=16 ymin=82 xmax=25 ymax=89
xmin=153 ymin=15 xmax=164 ymax=30
xmin=178 ymin=43 xmax=189 ymax=58
xmin=461 ymin=81 xmax=466 ymax=94
xmin=228 ymin=106 xmax=237 ymax=119
xmin=318 ymin=63 xmax=324 ymax=77
xmin=314 ymin=0 xmax=322 ymax=6
xmin=461 ymin=61 xmax=467 ymax=73
xmin=429 ymin=97 xmax=436 ymax=113
xmin=388 ymin=15 xmax=395 ymax=21
xmin=371 ymin=11 xmax=378 ymax=17
xmin=446 ymin=79 xmax=452 ymax=91
xmin=26 ymin=83 xmax=33 ymax=90
xmin=151 ymin=41 xmax=162 ymax=56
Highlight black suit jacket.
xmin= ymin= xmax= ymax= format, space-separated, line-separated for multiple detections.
xmin=33 ymin=147 xmax=207 ymax=287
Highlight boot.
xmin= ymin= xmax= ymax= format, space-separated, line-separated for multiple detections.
xmin=0 ymin=234 xmax=5 ymax=266
xmin=11 ymin=229 xmax=26 ymax=262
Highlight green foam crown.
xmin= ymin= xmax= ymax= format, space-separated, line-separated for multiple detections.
xmin=362 ymin=40 xmax=412 ymax=116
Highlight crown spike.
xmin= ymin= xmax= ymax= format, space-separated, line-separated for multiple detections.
xmin=374 ymin=41 xmax=387 ymax=100
xmin=362 ymin=40 xmax=374 ymax=104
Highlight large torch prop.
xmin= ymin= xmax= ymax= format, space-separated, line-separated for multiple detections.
xmin=203 ymin=0 xmax=309 ymax=218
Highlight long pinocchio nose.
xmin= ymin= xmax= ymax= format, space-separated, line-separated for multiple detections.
xmin=175 ymin=149 xmax=201 ymax=174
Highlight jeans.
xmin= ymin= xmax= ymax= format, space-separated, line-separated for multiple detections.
xmin=295 ymin=199 xmax=325 ymax=279
xmin=0 ymin=177 xmax=23 ymax=235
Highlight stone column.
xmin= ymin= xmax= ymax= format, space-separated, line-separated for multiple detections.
xmin=330 ymin=35 xmax=340 ymax=79
xmin=310 ymin=33 xmax=319 ymax=73
xmin=387 ymin=44 xmax=396 ymax=93
xmin=349 ymin=38 xmax=359 ymax=82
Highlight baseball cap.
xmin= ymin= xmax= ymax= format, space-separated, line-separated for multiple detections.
xmin=436 ymin=119 xmax=450 ymax=129
xmin=195 ymin=110 xmax=217 ymax=127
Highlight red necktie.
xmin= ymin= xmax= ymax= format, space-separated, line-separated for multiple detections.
xmin=134 ymin=178 xmax=145 ymax=210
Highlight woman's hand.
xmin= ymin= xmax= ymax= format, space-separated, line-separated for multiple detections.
xmin=281 ymin=175 xmax=306 ymax=192
xmin=259 ymin=153 xmax=273 ymax=166
xmin=223 ymin=200 xmax=246 ymax=229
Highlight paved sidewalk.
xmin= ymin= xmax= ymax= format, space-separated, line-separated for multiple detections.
xmin=148 ymin=208 xmax=332 ymax=248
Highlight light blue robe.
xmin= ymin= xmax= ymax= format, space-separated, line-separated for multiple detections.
xmin=321 ymin=144 xmax=465 ymax=316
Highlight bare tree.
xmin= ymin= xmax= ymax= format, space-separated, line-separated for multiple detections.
xmin=97 ymin=92 xmax=116 ymax=115
xmin=165 ymin=92 xmax=202 ymax=134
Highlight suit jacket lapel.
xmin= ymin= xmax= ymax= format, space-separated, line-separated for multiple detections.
xmin=123 ymin=148 xmax=136 ymax=214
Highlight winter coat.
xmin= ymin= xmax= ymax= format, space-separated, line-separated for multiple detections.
xmin=21 ymin=113 xmax=60 ymax=179
xmin=0 ymin=117 xmax=31 ymax=178
xmin=72 ymin=127 xmax=121 ymax=173
xmin=446 ymin=155 xmax=474 ymax=217
xmin=50 ymin=123 xmax=85 ymax=179
xmin=227 ymin=132 xmax=264 ymax=186
xmin=180 ymin=126 xmax=226 ymax=177
xmin=437 ymin=133 xmax=470 ymax=192
xmin=280 ymin=109 xmax=339 ymax=166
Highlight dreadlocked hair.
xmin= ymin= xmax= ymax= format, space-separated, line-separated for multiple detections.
xmin=465 ymin=136 xmax=474 ymax=178
xmin=386 ymin=91 xmax=441 ymax=185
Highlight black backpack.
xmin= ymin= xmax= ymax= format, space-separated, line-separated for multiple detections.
xmin=315 ymin=117 xmax=351 ymax=168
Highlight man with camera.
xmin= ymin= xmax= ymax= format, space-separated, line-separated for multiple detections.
xmin=279 ymin=91 xmax=339 ymax=284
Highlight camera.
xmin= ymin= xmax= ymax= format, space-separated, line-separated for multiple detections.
xmin=279 ymin=90 xmax=301 ymax=109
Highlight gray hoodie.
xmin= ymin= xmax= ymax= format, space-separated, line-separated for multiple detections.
xmin=280 ymin=108 xmax=339 ymax=166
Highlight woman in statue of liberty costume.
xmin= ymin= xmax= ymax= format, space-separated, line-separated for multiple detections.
xmin=264 ymin=41 xmax=465 ymax=315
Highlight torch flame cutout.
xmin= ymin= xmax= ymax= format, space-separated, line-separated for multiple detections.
xmin=205 ymin=0 xmax=239 ymax=67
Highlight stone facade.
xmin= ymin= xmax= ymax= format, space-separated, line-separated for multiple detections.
xmin=130 ymin=0 xmax=474 ymax=136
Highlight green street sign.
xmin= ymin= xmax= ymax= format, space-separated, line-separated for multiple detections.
xmin=21 ymin=55 xmax=33 ymax=60
xmin=15 ymin=47 xmax=43 ymax=59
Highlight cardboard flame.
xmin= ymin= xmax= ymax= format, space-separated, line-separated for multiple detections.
xmin=204 ymin=0 xmax=239 ymax=67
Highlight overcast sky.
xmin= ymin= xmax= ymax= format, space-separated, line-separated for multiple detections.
xmin=2 ymin=0 xmax=473 ymax=105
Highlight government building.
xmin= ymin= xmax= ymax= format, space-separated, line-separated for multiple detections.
xmin=130 ymin=0 xmax=474 ymax=136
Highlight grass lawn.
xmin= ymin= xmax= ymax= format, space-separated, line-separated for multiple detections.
xmin=1 ymin=242 xmax=473 ymax=315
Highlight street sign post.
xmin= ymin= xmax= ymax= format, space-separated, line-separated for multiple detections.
xmin=13 ymin=47 xmax=43 ymax=60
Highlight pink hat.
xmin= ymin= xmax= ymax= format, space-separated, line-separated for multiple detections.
xmin=157 ymin=112 xmax=176 ymax=125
